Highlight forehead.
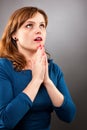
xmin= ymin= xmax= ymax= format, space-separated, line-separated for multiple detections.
xmin=25 ymin=12 xmax=45 ymax=23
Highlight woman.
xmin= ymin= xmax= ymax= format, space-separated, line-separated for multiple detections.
xmin=0 ymin=7 xmax=76 ymax=130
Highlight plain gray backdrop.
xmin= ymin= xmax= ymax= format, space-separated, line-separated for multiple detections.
xmin=0 ymin=0 xmax=87 ymax=130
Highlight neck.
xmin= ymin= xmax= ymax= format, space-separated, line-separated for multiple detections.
xmin=21 ymin=50 xmax=37 ymax=70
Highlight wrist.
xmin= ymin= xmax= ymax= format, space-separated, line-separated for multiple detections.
xmin=44 ymin=78 xmax=52 ymax=87
xmin=32 ymin=78 xmax=42 ymax=86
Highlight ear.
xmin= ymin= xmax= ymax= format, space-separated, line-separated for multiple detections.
xmin=12 ymin=33 xmax=17 ymax=40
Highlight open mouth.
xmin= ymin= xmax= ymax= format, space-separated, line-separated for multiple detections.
xmin=34 ymin=37 xmax=42 ymax=41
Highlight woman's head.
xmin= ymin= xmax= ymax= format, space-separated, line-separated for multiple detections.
xmin=7 ymin=7 xmax=48 ymax=40
xmin=0 ymin=6 xmax=48 ymax=71
xmin=1 ymin=7 xmax=48 ymax=47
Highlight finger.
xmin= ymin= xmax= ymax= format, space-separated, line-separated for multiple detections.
xmin=35 ymin=47 xmax=42 ymax=61
xmin=41 ymin=53 xmax=46 ymax=65
xmin=36 ymin=46 xmax=45 ymax=61
xmin=45 ymin=54 xmax=48 ymax=65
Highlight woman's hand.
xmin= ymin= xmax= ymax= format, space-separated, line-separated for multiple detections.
xmin=31 ymin=44 xmax=50 ymax=85
xmin=31 ymin=45 xmax=46 ymax=84
xmin=43 ymin=53 xmax=50 ymax=85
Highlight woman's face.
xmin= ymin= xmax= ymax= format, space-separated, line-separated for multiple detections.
xmin=13 ymin=12 xmax=46 ymax=54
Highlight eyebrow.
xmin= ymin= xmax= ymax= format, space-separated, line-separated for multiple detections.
xmin=25 ymin=21 xmax=46 ymax=24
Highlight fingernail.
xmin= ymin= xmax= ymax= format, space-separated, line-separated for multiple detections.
xmin=42 ymin=52 xmax=46 ymax=56
xmin=37 ymin=44 xmax=42 ymax=49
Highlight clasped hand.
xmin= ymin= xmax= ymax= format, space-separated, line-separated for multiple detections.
xmin=31 ymin=45 xmax=49 ymax=85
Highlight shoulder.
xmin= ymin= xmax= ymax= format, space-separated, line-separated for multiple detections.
xmin=0 ymin=58 xmax=12 ymax=68
xmin=48 ymin=59 xmax=63 ymax=74
xmin=48 ymin=59 xmax=64 ymax=80
xmin=0 ymin=58 xmax=13 ymax=75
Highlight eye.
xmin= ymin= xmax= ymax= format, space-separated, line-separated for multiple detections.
xmin=26 ymin=24 xmax=33 ymax=28
xmin=40 ymin=24 xmax=46 ymax=28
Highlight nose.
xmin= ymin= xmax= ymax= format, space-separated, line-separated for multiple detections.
xmin=35 ymin=26 xmax=42 ymax=34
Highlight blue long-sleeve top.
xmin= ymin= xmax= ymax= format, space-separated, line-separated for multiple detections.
xmin=0 ymin=58 xmax=76 ymax=130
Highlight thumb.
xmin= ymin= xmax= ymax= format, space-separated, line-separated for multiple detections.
xmin=41 ymin=53 xmax=46 ymax=65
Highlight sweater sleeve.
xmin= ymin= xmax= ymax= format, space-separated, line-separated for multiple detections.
xmin=0 ymin=64 xmax=33 ymax=129
xmin=53 ymin=65 xmax=76 ymax=123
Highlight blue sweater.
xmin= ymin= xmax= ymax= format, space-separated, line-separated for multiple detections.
xmin=0 ymin=58 xmax=76 ymax=130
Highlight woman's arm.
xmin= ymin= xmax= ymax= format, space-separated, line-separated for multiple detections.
xmin=43 ymin=57 xmax=76 ymax=123
xmin=44 ymin=79 xmax=64 ymax=107
xmin=44 ymin=74 xmax=76 ymax=123
xmin=0 ymin=66 xmax=33 ymax=129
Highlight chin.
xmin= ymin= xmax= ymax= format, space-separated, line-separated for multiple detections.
xmin=30 ymin=48 xmax=37 ymax=53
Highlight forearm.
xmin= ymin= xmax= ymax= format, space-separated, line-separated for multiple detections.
xmin=0 ymin=78 xmax=41 ymax=129
xmin=1 ymin=79 xmax=41 ymax=129
xmin=0 ymin=92 xmax=32 ymax=129
xmin=44 ymin=77 xmax=76 ymax=123
xmin=23 ymin=78 xmax=41 ymax=102
xmin=44 ymin=79 xmax=64 ymax=107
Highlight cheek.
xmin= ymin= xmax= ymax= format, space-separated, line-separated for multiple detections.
xmin=44 ymin=33 xmax=46 ymax=41
xmin=43 ymin=31 xmax=46 ymax=38
xmin=18 ymin=35 xmax=24 ymax=43
xmin=17 ymin=32 xmax=28 ymax=42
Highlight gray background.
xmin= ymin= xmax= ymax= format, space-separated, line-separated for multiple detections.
xmin=0 ymin=0 xmax=87 ymax=130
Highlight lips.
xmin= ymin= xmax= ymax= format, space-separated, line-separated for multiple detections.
xmin=34 ymin=37 xmax=42 ymax=41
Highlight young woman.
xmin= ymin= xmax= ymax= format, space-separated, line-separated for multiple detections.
xmin=0 ymin=7 xmax=76 ymax=130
